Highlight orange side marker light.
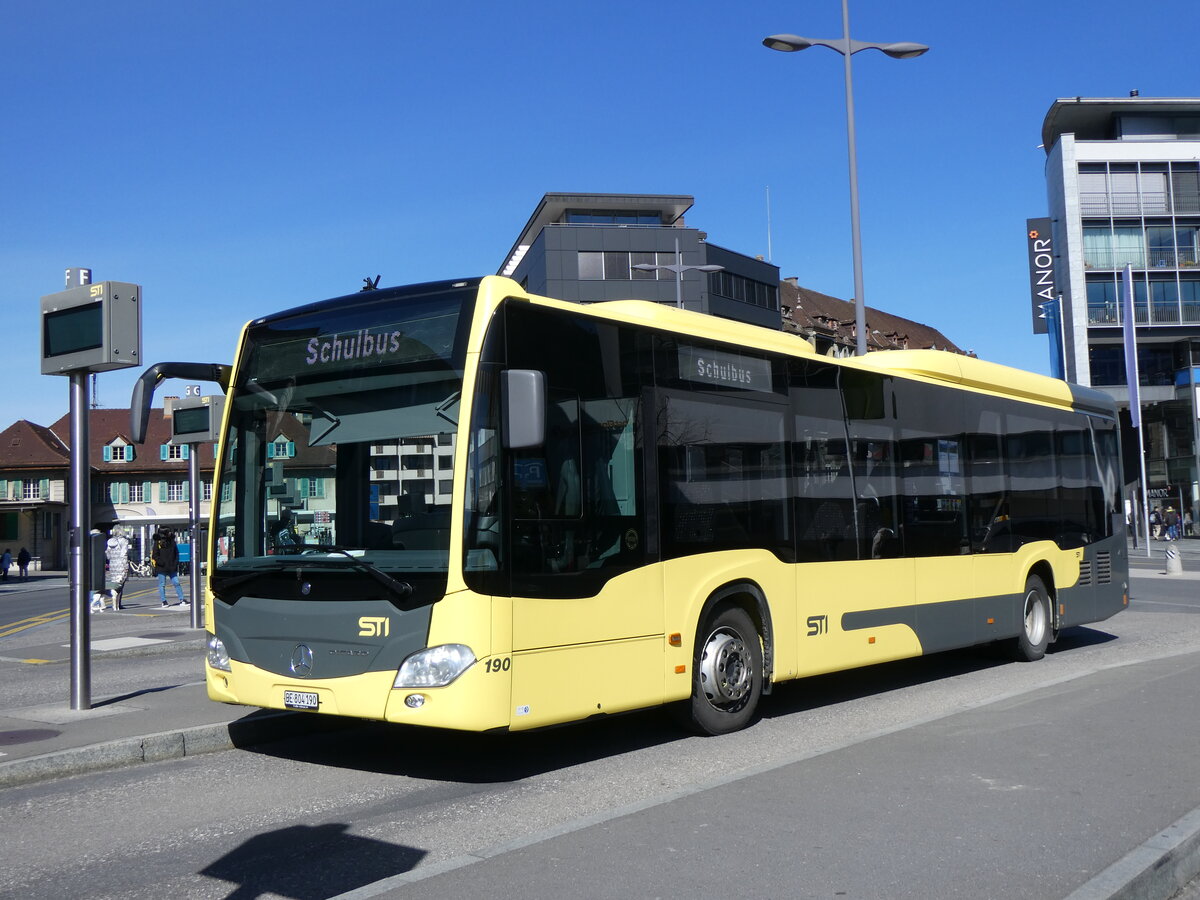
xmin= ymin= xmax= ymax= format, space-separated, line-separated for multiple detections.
xmin=675 ymin=665 xmax=687 ymax=674
xmin=668 ymin=633 xmax=682 ymax=647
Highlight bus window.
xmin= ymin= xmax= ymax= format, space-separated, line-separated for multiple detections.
xmin=659 ymin=394 xmax=789 ymax=558
xmin=792 ymin=360 xmax=855 ymax=562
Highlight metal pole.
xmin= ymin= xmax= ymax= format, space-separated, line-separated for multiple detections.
xmin=69 ymin=372 xmax=91 ymax=709
xmin=187 ymin=445 xmax=202 ymax=628
xmin=841 ymin=0 xmax=867 ymax=357
xmin=674 ymin=236 xmax=683 ymax=309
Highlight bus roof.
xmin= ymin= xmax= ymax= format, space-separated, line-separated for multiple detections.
xmin=496 ymin=279 xmax=1114 ymax=419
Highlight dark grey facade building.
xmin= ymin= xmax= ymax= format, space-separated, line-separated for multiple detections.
xmin=499 ymin=193 xmax=780 ymax=330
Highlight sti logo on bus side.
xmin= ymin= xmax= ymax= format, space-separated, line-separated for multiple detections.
xmin=359 ymin=616 xmax=390 ymax=637
xmin=807 ymin=615 xmax=828 ymax=636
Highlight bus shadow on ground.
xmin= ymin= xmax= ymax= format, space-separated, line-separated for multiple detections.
xmin=240 ymin=626 xmax=1117 ymax=784
xmin=241 ymin=707 xmax=682 ymax=785
xmin=761 ymin=624 xmax=1117 ymax=721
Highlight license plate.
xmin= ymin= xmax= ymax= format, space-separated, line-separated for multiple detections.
xmin=284 ymin=690 xmax=319 ymax=710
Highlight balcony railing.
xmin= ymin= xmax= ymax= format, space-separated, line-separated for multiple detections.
xmin=1083 ymin=248 xmax=1200 ymax=270
xmin=1088 ymin=301 xmax=1200 ymax=326
xmin=1079 ymin=191 xmax=1200 ymax=216
xmin=1083 ymin=249 xmax=1145 ymax=270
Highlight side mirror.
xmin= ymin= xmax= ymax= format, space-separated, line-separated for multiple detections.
xmin=501 ymin=369 xmax=545 ymax=449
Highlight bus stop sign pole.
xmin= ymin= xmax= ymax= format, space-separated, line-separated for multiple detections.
xmin=41 ymin=267 xmax=142 ymax=710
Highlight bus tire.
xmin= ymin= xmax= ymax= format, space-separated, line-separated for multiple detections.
xmin=1014 ymin=574 xmax=1050 ymax=662
xmin=687 ymin=606 xmax=763 ymax=735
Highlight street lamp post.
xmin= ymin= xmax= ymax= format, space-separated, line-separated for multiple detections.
xmin=764 ymin=2 xmax=928 ymax=356
xmin=632 ymin=236 xmax=724 ymax=309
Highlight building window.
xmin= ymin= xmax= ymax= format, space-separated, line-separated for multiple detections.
xmin=267 ymin=436 xmax=295 ymax=458
xmin=203 ymin=481 xmax=213 ymax=502
xmin=161 ymin=444 xmax=188 ymax=461
xmin=709 ymin=272 xmax=778 ymax=310
xmin=105 ymin=443 xmax=134 ymax=462
xmin=167 ymin=480 xmax=185 ymax=502
xmin=578 ymin=250 xmax=676 ymax=281
xmin=23 ymin=481 xmax=41 ymax=500
xmin=130 ymin=483 xmax=145 ymax=503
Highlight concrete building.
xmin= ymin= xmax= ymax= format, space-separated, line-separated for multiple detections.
xmin=500 ymin=192 xmax=781 ymax=330
xmin=1041 ymin=96 xmax=1200 ymax=516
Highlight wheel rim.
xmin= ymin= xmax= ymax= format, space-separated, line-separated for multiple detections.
xmin=699 ymin=628 xmax=751 ymax=707
xmin=1023 ymin=589 xmax=1047 ymax=646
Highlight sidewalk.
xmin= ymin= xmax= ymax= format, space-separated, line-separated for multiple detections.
xmin=0 ymin=576 xmax=337 ymax=789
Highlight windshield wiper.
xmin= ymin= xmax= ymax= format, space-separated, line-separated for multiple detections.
xmin=210 ymin=559 xmax=290 ymax=597
xmin=302 ymin=547 xmax=414 ymax=600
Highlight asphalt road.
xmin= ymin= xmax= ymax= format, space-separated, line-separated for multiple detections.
xmin=1 ymin=568 xmax=1199 ymax=900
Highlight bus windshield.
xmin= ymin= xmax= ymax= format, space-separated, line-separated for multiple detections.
xmin=211 ymin=283 xmax=476 ymax=588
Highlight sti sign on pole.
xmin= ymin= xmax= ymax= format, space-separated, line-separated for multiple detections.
xmin=40 ymin=270 xmax=142 ymax=710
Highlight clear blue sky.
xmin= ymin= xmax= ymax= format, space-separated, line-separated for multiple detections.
xmin=2 ymin=0 xmax=1194 ymax=428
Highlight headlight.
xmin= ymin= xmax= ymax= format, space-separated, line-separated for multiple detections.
xmin=394 ymin=644 xmax=475 ymax=688
xmin=206 ymin=635 xmax=231 ymax=672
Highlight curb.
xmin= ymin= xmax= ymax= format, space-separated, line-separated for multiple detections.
xmin=0 ymin=709 xmax=355 ymax=789
xmin=1063 ymin=805 xmax=1200 ymax=900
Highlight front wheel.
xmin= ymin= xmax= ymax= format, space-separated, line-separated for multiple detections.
xmin=1013 ymin=574 xmax=1051 ymax=662
xmin=686 ymin=606 xmax=763 ymax=735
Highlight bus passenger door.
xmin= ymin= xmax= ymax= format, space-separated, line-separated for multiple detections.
xmin=507 ymin=394 xmax=663 ymax=729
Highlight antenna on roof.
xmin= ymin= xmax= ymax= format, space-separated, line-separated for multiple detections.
xmin=91 ymin=373 xmax=100 ymax=409
xmin=765 ymin=186 xmax=773 ymax=264
xmin=361 ymin=275 xmax=381 ymax=292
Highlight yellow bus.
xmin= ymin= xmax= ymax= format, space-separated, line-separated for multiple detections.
xmin=136 ymin=275 xmax=1128 ymax=735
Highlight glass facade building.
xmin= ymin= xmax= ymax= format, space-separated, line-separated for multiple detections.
xmin=1042 ymin=97 xmax=1200 ymax=519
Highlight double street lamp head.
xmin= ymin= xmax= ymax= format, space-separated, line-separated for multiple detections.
xmin=762 ymin=33 xmax=928 ymax=59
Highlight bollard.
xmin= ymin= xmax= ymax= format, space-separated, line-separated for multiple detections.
xmin=1165 ymin=544 xmax=1183 ymax=575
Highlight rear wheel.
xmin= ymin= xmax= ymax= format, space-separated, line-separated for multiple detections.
xmin=1014 ymin=574 xmax=1051 ymax=661
xmin=686 ymin=606 xmax=763 ymax=735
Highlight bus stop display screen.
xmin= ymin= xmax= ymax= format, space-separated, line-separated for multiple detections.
xmin=173 ymin=406 xmax=211 ymax=438
xmin=43 ymin=304 xmax=103 ymax=357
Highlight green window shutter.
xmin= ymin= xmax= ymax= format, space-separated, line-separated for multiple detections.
xmin=267 ymin=443 xmax=276 ymax=459
xmin=120 ymin=482 xmax=130 ymax=503
xmin=183 ymin=481 xmax=190 ymax=501
xmin=287 ymin=442 xmax=296 ymax=458
xmin=160 ymin=445 xmax=169 ymax=461
xmin=300 ymin=477 xmax=309 ymax=497
xmin=11 ymin=480 xmax=23 ymax=499
xmin=127 ymin=445 xmax=135 ymax=461
xmin=0 ymin=480 xmax=7 ymax=500
xmin=159 ymin=481 xmax=168 ymax=502
xmin=143 ymin=481 xmax=152 ymax=501
xmin=181 ymin=445 xmax=190 ymax=460
xmin=40 ymin=478 xmax=49 ymax=499
xmin=103 ymin=446 xmax=112 ymax=462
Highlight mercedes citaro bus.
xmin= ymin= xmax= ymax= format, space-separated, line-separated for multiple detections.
xmin=132 ymin=276 xmax=1128 ymax=735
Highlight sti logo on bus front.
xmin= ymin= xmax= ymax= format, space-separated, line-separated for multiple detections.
xmin=359 ymin=616 xmax=390 ymax=637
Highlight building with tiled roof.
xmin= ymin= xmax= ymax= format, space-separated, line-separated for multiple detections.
xmin=780 ymin=278 xmax=966 ymax=357
xmin=0 ymin=420 xmax=71 ymax=569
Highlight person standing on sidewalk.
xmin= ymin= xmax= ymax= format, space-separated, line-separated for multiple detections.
xmin=104 ymin=529 xmax=131 ymax=610
xmin=1 ymin=548 xmax=10 ymax=582
xmin=151 ymin=527 xmax=188 ymax=608
xmin=16 ymin=547 xmax=30 ymax=580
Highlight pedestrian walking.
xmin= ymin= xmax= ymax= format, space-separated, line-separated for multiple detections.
xmin=103 ymin=529 xmax=131 ymax=610
xmin=1186 ymin=509 xmax=1194 ymax=538
xmin=151 ymin=527 xmax=188 ymax=608
xmin=16 ymin=547 xmax=30 ymax=580
xmin=1150 ymin=507 xmax=1162 ymax=540
xmin=0 ymin=548 xmax=10 ymax=582
xmin=1165 ymin=507 xmax=1180 ymax=541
